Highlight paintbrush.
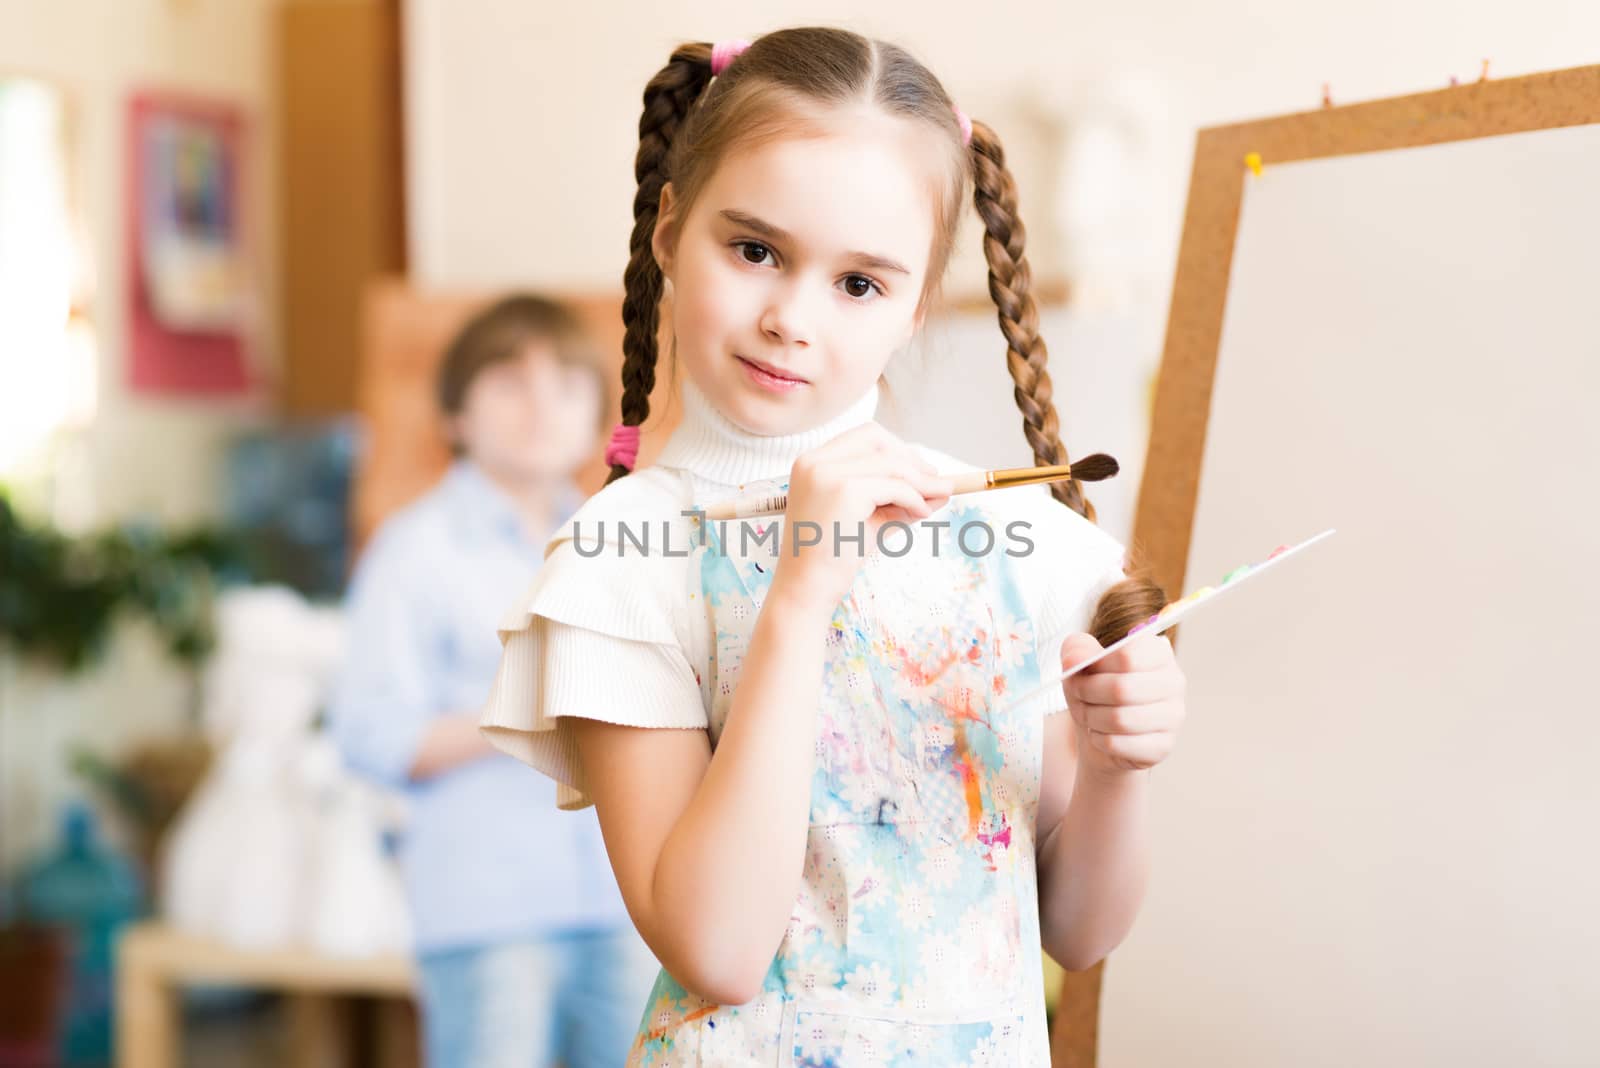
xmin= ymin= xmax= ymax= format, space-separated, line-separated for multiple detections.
xmin=701 ymin=453 xmax=1120 ymax=521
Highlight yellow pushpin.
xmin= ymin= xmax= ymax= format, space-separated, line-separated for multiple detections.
xmin=1479 ymin=58 xmax=1491 ymax=83
xmin=1245 ymin=152 xmax=1263 ymax=177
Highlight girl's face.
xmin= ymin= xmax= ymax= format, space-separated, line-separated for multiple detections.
xmin=452 ymin=342 xmax=602 ymax=483
xmin=654 ymin=109 xmax=941 ymax=436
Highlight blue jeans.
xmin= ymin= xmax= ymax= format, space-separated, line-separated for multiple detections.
xmin=417 ymin=927 xmax=658 ymax=1068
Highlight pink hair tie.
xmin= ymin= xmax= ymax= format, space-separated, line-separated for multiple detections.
xmin=952 ymin=103 xmax=973 ymax=147
xmin=604 ymin=423 xmax=641 ymax=471
xmin=711 ymin=38 xmax=751 ymax=76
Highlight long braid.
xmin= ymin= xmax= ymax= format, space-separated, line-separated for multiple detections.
xmin=608 ymin=43 xmax=715 ymax=485
xmin=967 ymin=117 xmax=1168 ymax=643
xmin=967 ymin=119 xmax=1092 ymax=520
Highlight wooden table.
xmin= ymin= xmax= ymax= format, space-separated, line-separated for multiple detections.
xmin=116 ymin=921 xmax=416 ymax=1068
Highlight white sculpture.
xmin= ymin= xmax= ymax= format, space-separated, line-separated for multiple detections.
xmin=161 ymin=585 xmax=410 ymax=957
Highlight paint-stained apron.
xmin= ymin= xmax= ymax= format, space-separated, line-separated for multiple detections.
xmin=629 ymin=485 xmax=1055 ymax=1067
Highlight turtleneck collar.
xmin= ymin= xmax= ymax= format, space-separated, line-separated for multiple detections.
xmin=655 ymin=376 xmax=880 ymax=489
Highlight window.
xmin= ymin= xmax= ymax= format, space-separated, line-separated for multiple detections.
xmin=0 ymin=76 xmax=95 ymax=481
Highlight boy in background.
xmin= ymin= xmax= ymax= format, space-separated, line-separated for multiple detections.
xmin=330 ymin=295 xmax=654 ymax=1067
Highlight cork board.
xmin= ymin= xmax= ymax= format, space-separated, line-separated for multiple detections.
xmin=1087 ymin=64 xmax=1600 ymax=1067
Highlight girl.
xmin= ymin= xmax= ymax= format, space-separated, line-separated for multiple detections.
xmin=481 ymin=27 xmax=1187 ymax=1066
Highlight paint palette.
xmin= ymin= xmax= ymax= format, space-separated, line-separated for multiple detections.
xmin=1007 ymin=528 xmax=1337 ymax=711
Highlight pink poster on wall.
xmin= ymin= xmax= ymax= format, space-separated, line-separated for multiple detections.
xmin=125 ymin=91 xmax=252 ymax=395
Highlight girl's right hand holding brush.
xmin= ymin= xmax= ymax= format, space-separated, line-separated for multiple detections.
xmin=769 ymin=423 xmax=953 ymax=617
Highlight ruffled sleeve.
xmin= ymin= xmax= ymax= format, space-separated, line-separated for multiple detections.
xmin=479 ymin=467 xmax=707 ymax=810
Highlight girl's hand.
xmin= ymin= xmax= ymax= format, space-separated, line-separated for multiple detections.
xmin=768 ymin=423 xmax=952 ymax=616
xmin=1060 ymin=631 xmax=1187 ymax=778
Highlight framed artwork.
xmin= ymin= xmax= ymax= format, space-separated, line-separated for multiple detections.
xmin=125 ymin=92 xmax=251 ymax=396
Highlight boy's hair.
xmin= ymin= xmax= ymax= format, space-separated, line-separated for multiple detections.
xmin=613 ymin=27 xmax=1166 ymax=641
xmin=437 ymin=294 xmax=609 ymax=447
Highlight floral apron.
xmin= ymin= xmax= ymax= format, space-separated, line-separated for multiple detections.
xmin=630 ymin=484 xmax=1055 ymax=1067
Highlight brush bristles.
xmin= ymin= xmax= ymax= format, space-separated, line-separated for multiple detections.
xmin=1070 ymin=453 xmax=1119 ymax=482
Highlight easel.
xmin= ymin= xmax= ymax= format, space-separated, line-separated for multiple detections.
xmin=1050 ymin=62 xmax=1600 ymax=1068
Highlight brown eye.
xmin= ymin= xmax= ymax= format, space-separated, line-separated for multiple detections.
xmin=842 ymin=275 xmax=877 ymax=299
xmin=736 ymin=241 xmax=772 ymax=265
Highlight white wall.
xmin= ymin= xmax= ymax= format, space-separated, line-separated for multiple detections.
xmin=404 ymin=0 xmax=1600 ymax=297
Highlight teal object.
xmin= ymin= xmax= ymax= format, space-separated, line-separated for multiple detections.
xmin=17 ymin=803 xmax=144 ymax=1066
